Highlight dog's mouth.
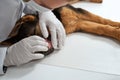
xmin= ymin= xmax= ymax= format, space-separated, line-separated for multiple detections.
xmin=45 ymin=39 xmax=52 ymax=49
xmin=35 ymin=37 xmax=54 ymax=56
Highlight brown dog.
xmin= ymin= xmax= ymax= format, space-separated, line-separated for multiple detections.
xmin=1 ymin=4 xmax=120 ymax=55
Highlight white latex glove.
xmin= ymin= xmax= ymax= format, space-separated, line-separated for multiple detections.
xmin=4 ymin=36 xmax=48 ymax=66
xmin=39 ymin=11 xmax=66 ymax=49
xmin=26 ymin=0 xmax=66 ymax=49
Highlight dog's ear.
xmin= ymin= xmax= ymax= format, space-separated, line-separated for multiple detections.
xmin=8 ymin=19 xmax=23 ymax=38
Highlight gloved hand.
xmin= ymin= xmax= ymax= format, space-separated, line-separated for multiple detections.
xmin=4 ymin=36 xmax=48 ymax=66
xmin=25 ymin=0 xmax=66 ymax=49
xmin=39 ymin=11 xmax=66 ymax=49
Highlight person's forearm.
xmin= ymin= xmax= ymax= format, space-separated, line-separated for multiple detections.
xmin=33 ymin=0 xmax=69 ymax=9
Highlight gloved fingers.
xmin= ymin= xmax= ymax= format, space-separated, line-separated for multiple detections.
xmin=29 ymin=40 xmax=49 ymax=47
xmin=27 ymin=35 xmax=46 ymax=41
xmin=56 ymin=23 xmax=66 ymax=48
xmin=22 ymin=36 xmax=48 ymax=48
xmin=49 ymin=25 xmax=57 ymax=49
xmin=22 ymin=36 xmax=46 ymax=46
xmin=31 ymin=45 xmax=48 ymax=53
xmin=56 ymin=30 xmax=63 ymax=49
xmin=39 ymin=22 xmax=49 ymax=38
xmin=31 ymin=53 xmax=45 ymax=60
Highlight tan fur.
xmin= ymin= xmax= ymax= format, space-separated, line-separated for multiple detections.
xmin=59 ymin=6 xmax=120 ymax=41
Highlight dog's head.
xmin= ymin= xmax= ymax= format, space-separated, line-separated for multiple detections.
xmin=10 ymin=12 xmax=41 ymax=38
xmin=0 ymin=12 xmax=54 ymax=55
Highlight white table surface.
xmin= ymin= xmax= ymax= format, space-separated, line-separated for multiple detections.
xmin=1 ymin=0 xmax=120 ymax=80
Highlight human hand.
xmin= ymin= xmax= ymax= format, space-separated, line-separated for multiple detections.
xmin=4 ymin=36 xmax=48 ymax=66
xmin=26 ymin=0 xmax=66 ymax=49
xmin=39 ymin=11 xmax=66 ymax=49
